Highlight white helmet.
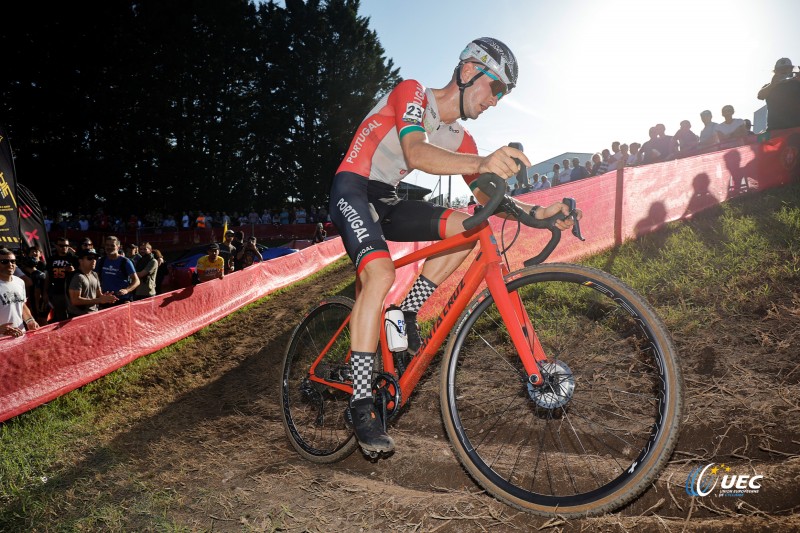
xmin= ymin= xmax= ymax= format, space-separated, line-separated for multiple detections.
xmin=459 ymin=37 xmax=518 ymax=92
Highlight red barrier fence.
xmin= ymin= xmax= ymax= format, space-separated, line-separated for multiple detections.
xmin=0 ymin=238 xmax=346 ymax=422
xmin=1 ymin=129 xmax=798 ymax=422
xmin=414 ymin=128 xmax=799 ymax=318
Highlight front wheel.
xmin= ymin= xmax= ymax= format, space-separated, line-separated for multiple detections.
xmin=440 ymin=263 xmax=683 ymax=517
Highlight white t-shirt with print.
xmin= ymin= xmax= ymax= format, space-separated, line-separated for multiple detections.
xmin=0 ymin=276 xmax=27 ymax=330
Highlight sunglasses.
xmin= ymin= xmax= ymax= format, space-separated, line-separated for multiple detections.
xmin=0 ymin=259 xmax=16 ymax=265
xmin=58 ymin=244 xmax=70 ymax=248
xmin=475 ymin=66 xmax=507 ymax=100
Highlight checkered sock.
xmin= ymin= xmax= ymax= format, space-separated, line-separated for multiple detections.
xmin=350 ymin=350 xmax=375 ymax=402
xmin=401 ymin=275 xmax=437 ymax=314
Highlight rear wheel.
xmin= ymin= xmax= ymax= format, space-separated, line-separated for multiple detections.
xmin=280 ymin=296 xmax=359 ymax=463
xmin=440 ymin=263 xmax=682 ymax=517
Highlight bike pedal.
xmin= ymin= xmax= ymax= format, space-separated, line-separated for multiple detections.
xmin=360 ymin=446 xmax=394 ymax=460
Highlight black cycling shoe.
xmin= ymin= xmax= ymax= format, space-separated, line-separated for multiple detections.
xmin=404 ymin=311 xmax=421 ymax=355
xmin=345 ymin=398 xmax=395 ymax=454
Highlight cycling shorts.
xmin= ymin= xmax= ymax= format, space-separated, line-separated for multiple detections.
xmin=329 ymin=172 xmax=455 ymax=274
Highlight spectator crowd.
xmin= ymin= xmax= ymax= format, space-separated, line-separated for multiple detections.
xmin=2 ymin=235 xmax=165 ymax=332
xmin=42 ymin=204 xmax=332 ymax=236
xmin=1 ymin=223 xmax=320 ymax=336
xmin=509 ymin=56 xmax=799 ymax=197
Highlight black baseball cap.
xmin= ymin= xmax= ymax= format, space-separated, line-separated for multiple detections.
xmin=78 ymin=248 xmax=99 ymax=259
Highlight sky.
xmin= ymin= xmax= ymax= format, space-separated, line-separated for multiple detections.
xmin=356 ymin=0 xmax=800 ymax=201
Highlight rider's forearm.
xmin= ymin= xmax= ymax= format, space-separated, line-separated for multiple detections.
xmin=69 ymin=289 xmax=103 ymax=306
xmin=403 ymin=137 xmax=482 ymax=176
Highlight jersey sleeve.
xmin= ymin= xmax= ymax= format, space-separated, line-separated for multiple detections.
xmin=456 ymin=129 xmax=481 ymax=189
xmin=196 ymin=256 xmax=209 ymax=275
xmin=388 ymin=79 xmax=428 ymax=140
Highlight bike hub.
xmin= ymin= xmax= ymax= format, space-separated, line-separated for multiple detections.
xmin=527 ymin=360 xmax=575 ymax=409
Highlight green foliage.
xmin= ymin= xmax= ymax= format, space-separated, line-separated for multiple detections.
xmin=0 ymin=0 xmax=401 ymax=213
xmin=583 ymin=184 xmax=800 ymax=332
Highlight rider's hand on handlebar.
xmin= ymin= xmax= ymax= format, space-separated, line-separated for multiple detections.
xmin=478 ymin=146 xmax=532 ymax=179
xmin=531 ymin=202 xmax=583 ymax=232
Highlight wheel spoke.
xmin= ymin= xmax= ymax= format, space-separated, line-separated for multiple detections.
xmin=473 ymin=330 xmax=526 ymax=377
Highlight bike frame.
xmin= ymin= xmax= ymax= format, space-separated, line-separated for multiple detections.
xmin=308 ymin=220 xmax=549 ymax=407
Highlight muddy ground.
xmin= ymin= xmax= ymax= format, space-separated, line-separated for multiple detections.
xmin=16 ymin=255 xmax=800 ymax=532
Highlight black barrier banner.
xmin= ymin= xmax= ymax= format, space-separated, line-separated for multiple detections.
xmin=0 ymin=125 xmax=21 ymax=248
xmin=17 ymin=182 xmax=51 ymax=258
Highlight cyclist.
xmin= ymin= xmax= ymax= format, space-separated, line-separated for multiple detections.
xmin=329 ymin=37 xmax=580 ymax=454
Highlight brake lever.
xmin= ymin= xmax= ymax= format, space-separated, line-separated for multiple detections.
xmin=519 ymin=198 xmax=585 ymax=267
xmin=562 ymin=197 xmax=585 ymax=241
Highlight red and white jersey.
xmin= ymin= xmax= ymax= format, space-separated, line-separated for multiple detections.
xmin=336 ymin=79 xmax=479 ymax=188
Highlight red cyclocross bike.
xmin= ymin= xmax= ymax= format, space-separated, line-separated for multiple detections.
xmin=280 ymin=174 xmax=683 ymax=517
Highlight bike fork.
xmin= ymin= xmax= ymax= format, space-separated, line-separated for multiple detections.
xmin=485 ymin=263 xmax=545 ymax=385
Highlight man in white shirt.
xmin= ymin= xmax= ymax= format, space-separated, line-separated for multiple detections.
xmin=608 ymin=141 xmax=622 ymax=167
xmin=539 ymin=175 xmax=552 ymax=189
xmin=559 ymin=158 xmax=571 ymax=184
xmin=715 ymin=105 xmax=747 ymax=142
xmin=697 ymin=110 xmax=720 ymax=150
xmin=627 ymin=143 xmax=641 ymax=166
xmin=0 ymin=248 xmax=39 ymax=338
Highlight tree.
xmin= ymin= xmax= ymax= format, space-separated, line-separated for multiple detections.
xmin=0 ymin=0 xmax=400 ymax=218
xmin=252 ymin=0 xmax=400 ymax=209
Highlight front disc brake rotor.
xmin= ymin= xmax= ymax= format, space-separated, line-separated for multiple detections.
xmin=527 ymin=359 xmax=575 ymax=409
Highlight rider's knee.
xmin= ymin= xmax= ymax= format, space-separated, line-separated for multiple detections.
xmin=360 ymin=259 xmax=395 ymax=293
xmin=446 ymin=211 xmax=473 ymax=239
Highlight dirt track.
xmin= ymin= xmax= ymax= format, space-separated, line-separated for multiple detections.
xmin=24 ymin=255 xmax=800 ymax=532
